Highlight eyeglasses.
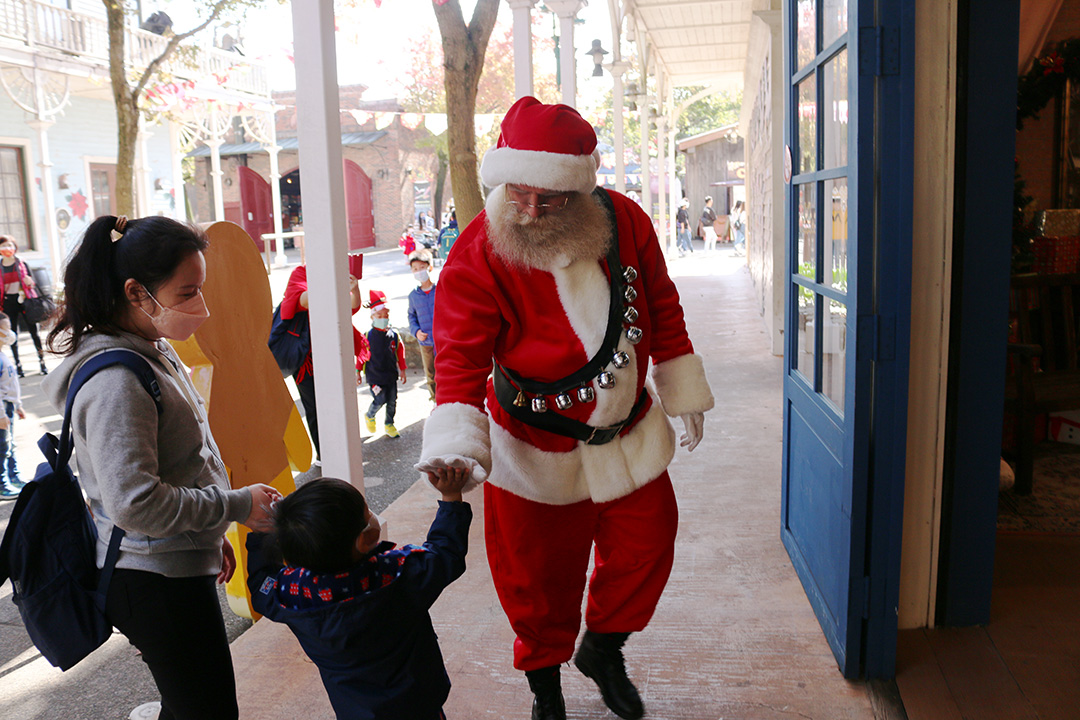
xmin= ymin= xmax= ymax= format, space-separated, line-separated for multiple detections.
xmin=505 ymin=186 xmax=570 ymax=212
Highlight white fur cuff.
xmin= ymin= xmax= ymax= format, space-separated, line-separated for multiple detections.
xmin=651 ymin=353 xmax=715 ymax=417
xmin=421 ymin=403 xmax=492 ymax=477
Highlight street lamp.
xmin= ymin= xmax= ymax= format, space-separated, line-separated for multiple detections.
xmin=586 ymin=39 xmax=609 ymax=77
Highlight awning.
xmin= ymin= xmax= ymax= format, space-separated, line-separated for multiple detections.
xmin=186 ymin=130 xmax=387 ymax=157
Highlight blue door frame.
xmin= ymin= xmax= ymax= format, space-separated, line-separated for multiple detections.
xmin=935 ymin=0 xmax=1019 ymax=627
xmin=781 ymin=0 xmax=913 ymax=679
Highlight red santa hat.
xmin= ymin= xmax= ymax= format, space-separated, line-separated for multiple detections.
xmin=480 ymin=96 xmax=600 ymax=194
xmin=366 ymin=289 xmax=388 ymax=315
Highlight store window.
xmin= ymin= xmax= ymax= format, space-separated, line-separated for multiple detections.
xmin=0 ymin=146 xmax=32 ymax=249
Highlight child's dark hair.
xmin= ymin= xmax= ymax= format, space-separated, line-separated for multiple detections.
xmin=273 ymin=478 xmax=369 ymax=573
xmin=48 ymin=215 xmax=208 ymax=355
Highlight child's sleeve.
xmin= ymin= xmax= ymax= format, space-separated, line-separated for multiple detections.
xmin=401 ymin=500 xmax=472 ymax=609
xmin=245 ymin=532 xmax=284 ymax=619
xmin=396 ymin=334 xmax=407 ymax=372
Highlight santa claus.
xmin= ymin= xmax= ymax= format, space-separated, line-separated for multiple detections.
xmin=417 ymin=96 xmax=714 ymax=720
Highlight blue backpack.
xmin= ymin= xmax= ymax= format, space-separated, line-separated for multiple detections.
xmin=268 ymin=303 xmax=310 ymax=377
xmin=0 ymin=350 xmax=162 ymax=670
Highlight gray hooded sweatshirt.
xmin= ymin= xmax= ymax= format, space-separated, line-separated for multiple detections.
xmin=42 ymin=331 xmax=252 ymax=577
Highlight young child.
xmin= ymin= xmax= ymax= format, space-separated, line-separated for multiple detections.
xmin=406 ymin=251 xmax=437 ymax=403
xmin=0 ymin=312 xmax=25 ymax=499
xmin=245 ymin=472 xmax=472 ymax=720
xmin=363 ymin=290 xmax=406 ymax=438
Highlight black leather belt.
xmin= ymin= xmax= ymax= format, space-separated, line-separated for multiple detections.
xmin=493 ymin=365 xmax=650 ymax=445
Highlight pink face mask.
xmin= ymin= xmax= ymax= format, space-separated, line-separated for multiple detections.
xmin=141 ymin=290 xmax=210 ymax=340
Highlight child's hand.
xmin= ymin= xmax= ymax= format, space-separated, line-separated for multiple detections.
xmin=399 ymin=371 xmax=407 ymax=385
xmin=15 ymin=407 xmax=25 ymax=420
xmin=427 ymin=466 xmax=469 ymax=502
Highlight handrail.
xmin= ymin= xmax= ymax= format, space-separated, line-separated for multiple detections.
xmin=0 ymin=0 xmax=269 ymax=97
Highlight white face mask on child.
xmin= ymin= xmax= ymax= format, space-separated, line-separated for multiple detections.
xmin=372 ymin=317 xmax=389 ymax=330
xmin=412 ymin=269 xmax=429 ymax=284
xmin=0 ymin=328 xmax=15 ymax=346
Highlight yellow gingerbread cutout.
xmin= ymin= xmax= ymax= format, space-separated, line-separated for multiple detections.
xmin=172 ymin=221 xmax=311 ymax=618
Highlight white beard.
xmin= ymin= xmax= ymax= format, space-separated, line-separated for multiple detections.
xmin=484 ymin=186 xmax=613 ymax=271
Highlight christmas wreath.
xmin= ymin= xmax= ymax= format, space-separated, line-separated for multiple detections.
xmin=1017 ymin=40 xmax=1080 ymax=129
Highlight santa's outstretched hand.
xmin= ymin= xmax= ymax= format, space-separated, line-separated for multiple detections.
xmin=680 ymin=413 xmax=705 ymax=452
xmin=416 ymin=454 xmax=487 ymax=492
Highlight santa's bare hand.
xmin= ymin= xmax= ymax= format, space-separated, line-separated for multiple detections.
xmin=679 ymin=412 xmax=704 ymax=452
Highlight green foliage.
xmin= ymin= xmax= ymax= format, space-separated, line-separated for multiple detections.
xmin=673 ymin=87 xmax=741 ymax=140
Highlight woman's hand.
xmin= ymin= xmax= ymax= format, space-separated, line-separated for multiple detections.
xmin=243 ymin=484 xmax=282 ymax=532
xmin=218 ymin=535 xmax=236 ymax=585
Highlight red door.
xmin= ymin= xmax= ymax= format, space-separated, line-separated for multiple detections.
xmin=343 ymin=160 xmax=375 ymax=250
xmin=238 ymin=166 xmax=274 ymax=251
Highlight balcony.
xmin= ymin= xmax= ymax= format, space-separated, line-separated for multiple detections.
xmin=0 ymin=0 xmax=268 ymax=98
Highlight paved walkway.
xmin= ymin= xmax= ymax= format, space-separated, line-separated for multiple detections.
xmin=231 ymin=247 xmax=877 ymax=719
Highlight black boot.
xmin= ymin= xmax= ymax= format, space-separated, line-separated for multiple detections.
xmin=574 ymin=631 xmax=644 ymax=720
xmin=38 ymin=352 xmax=47 ymax=376
xmin=14 ymin=360 xmax=23 ymax=378
xmin=525 ymin=665 xmax=566 ymax=720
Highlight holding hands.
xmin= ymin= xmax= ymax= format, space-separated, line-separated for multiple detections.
xmin=427 ymin=464 xmax=469 ymax=502
xmin=244 ymin=483 xmax=283 ymax=532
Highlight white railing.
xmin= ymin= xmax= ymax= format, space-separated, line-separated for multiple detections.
xmin=0 ymin=0 xmax=269 ymax=98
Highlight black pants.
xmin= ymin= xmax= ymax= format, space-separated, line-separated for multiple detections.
xmin=294 ymin=370 xmax=320 ymax=459
xmin=2 ymin=295 xmax=41 ymax=366
xmin=106 ymin=569 xmax=238 ymax=720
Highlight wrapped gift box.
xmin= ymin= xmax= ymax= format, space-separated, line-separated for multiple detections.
xmin=1049 ymin=411 xmax=1080 ymax=445
xmin=1031 ymin=235 xmax=1080 ymax=274
xmin=1038 ymin=209 xmax=1080 ymax=236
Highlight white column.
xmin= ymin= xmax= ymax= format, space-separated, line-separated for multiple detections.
xmin=268 ymin=109 xmax=286 ymax=267
xmin=656 ymin=85 xmax=667 ymax=254
xmin=547 ymin=0 xmax=584 ymax=107
xmin=135 ymin=119 xmax=154 ymax=217
xmin=610 ymin=60 xmax=628 ymax=195
xmin=291 ymin=0 xmax=365 ymax=489
xmin=507 ymin=0 xmax=536 ymax=99
xmin=667 ymin=86 xmax=679 ymax=254
xmin=168 ymin=121 xmax=187 ymax=220
xmin=27 ymin=119 xmax=61 ymax=283
xmin=209 ymin=103 xmax=226 ymax=221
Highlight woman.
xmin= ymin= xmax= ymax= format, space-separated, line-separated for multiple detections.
xmin=0 ymin=235 xmax=48 ymax=376
xmin=43 ymin=215 xmax=280 ymax=720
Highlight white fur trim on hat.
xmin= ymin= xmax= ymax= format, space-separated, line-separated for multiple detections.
xmin=651 ymin=353 xmax=715 ymax=417
xmin=481 ymin=146 xmax=600 ymax=195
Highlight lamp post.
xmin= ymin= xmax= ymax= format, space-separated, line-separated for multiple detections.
xmin=586 ymin=39 xmax=608 ymax=77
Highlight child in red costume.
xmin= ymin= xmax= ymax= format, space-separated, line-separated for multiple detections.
xmin=417 ymin=97 xmax=713 ymax=720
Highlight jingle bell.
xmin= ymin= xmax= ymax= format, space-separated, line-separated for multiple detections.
xmin=598 ymin=372 xmax=616 ymax=389
xmin=623 ymin=267 xmax=638 ymax=283
xmin=612 ymin=351 xmax=630 ymax=369
xmin=554 ymin=393 xmax=573 ymax=411
xmin=623 ymin=306 xmax=639 ymax=324
xmin=577 ymin=386 xmax=596 ymax=403
xmin=513 ymin=391 xmax=527 ymax=407
xmin=531 ymin=397 xmax=548 ymax=413
xmin=624 ymin=286 xmax=638 ymax=303
xmin=625 ymin=326 xmax=643 ymax=344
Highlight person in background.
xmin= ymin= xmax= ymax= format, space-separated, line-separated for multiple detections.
xmin=700 ymin=196 xmax=718 ymax=252
xmin=675 ymin=198 xmax=693 ymax=256
xmin=0 ymin=312 xmax=25 ymax=499
xmin=400 ymin=228 xmax=417 ymax=257
xmin=0 ymin=235 xmax=48 ymax=377
xmin=42 ymin=214 xmax=281 ymax=720
xmin=730 ymin=200 xmax=747 ymax=256
xmin=407 ymin=251 xmax=437 ymax=403
xmin=363 ymin=290 xmax=407 ymax=439
xmin=438 ymin=210 xmax=460 ymax=260
xmin=280 ymin=265 xmax=364 ymax=464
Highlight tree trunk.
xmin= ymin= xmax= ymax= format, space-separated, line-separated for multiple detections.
xmin=433 ymin=0 xmax=500 ymax=229
xmin=433 ymin=148 xmax=448 ymax=228
xmin=104 ymin=0 xmax=137 ymax=217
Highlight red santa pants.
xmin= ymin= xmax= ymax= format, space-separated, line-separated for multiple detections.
xmin=484 ymin=473 xmax=679 ymax=671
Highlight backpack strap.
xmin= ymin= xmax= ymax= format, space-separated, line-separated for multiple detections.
xmin=56 ymin=349 xmax=163 ymax=472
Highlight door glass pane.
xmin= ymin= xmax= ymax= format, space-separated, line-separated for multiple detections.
xmin=91 ymin=169 xmax=111 ymax=217
xmin=822 ymin=299 xmax=847 ymax=411
xmin=795 ymin=290 xmax=816 ymax=384
xmin=798 ymin=75 xmax=817 ymax=174
xmin=798 ymin=182 xmax=817 ymax=280
xmin=823 ymin=49 xmax=848 ymax=169
xmin=0 ymin=148 xmax=16 ymax=174
xmin=823 ymin=0 xmax=848 ymax=48
xmin=797 ymin=0 xmax=816 ymax=69
xmin=825 ymin=178 xmax=848 ymax=291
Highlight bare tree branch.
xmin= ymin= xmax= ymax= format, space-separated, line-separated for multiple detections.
xmin=134 ymin=0 xmax=235 ymax=98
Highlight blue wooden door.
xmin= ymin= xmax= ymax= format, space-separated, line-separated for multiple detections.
xmin=781 ymin=0 xmax=912 ymax=678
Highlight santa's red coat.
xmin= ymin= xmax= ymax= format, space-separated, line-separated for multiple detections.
xmin=421 ymin=189 xmax=713 ymax=505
